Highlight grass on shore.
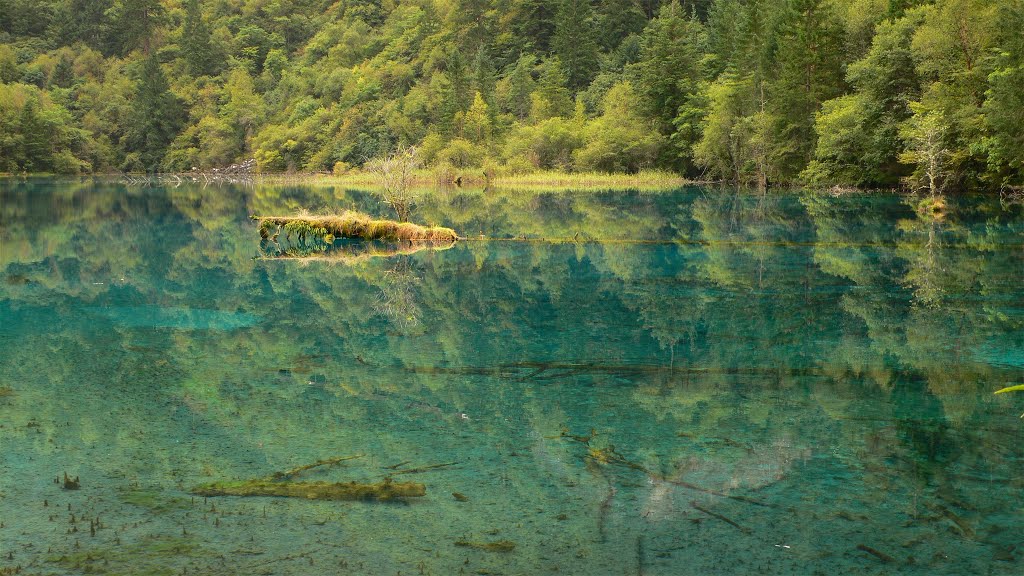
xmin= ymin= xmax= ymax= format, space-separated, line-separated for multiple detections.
xmin=258 ymin=168 xmax=687 ymax=192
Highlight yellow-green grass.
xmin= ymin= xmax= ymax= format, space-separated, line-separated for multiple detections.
xmin=257 ymin=168 xmax=687 ymax=192
xmin=256 ymin=211 xmax=458 ymax=242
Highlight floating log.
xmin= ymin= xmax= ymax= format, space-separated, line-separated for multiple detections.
xmin=254 ymin=211 xmax=458 ymax=243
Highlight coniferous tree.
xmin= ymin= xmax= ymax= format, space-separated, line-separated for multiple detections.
xmin=438 ymin=48 xmax=471 ymax=136
xmin=471 ymin=46 xmax=497 ymax=108
xmin=181 ymin=0 xmax=219 ymax=77
xmin=534 ymin=57 xmax=573 ymax=119
xmin=552 ymin=0 xmax=600 ymax=91
xmin=633 ymin=1 xmax=706 ymax=169
xmin=769 ymin=0 xmax=846 ymax=177
xmin=803 ymin=12 xmax=922 ymax=185
xmin=19 ymin=99 xmax=51 ymax=172
xmin=105 ymin=0 xmax=164 ymax=55
xmin=124 ymin=54 xmax=183 ymax=171
xmin=50 ymin=55 xmax=75 ymax=88
xmin=982 ymin=0 xmax=1024 ymax=187
xmin=596 ymin=0 xmax=648 ymax=51
xmin=52 ymin=0 xmax=111 ymax=49
xmin=502 ymin=53 xmax=537 ymax=120
xmin=506 ymin=0 xmax=557 ymax=54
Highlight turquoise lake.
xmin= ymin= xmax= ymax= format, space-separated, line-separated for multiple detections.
xmin=1 ymin=178 xmax=1023 ymax=575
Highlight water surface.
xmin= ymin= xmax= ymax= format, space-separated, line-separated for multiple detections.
xmin=1 ymin=178 xmax=1023 ymax=575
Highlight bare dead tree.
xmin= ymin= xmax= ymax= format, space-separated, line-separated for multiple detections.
xmin=366 ymin=146 xmax=421 ymax=222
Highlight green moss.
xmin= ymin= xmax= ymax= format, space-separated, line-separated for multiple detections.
xmin=47 ymin=536 xmax=199 ymax=576
xmin=454 ymin=540 xmax=516 ymax=552
xmin=192 ymin=477 xmax=425 ymax=501
xmin=119 ymin=489 xmax=192 ymax=513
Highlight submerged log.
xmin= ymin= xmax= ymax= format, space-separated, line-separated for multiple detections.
xmin=254 ymin=211 xmax=458 ymax=243
xmin=192 ymin=455 xmax=425 ymax=501
xmin=192 ymin=477 xmax=425 ymax=501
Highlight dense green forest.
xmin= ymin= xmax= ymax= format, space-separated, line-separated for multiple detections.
xmin=0 ymin=0 xmax=1021 ymax=190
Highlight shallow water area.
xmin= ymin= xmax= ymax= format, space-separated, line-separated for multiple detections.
xmin=1 ymin=177 xmax=1023 ymax=575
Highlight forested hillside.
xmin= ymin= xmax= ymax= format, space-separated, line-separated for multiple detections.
xmin=0 ymin=0 xmax=1020 ymax=190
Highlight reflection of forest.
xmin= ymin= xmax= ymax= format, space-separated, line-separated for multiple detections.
xmin=2 ymin=179 xmax=1023 ymax=573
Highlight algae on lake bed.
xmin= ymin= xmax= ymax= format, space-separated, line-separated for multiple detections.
xmin=192 ymin=456 xmax=425 ymax=501
xmin=192 ymin=478 xmax=425 ymax=501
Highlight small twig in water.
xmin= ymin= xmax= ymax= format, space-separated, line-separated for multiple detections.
xmin=388 ymin=462 xmax=459 ymax=475
xmin=690 ymin=501 xmax=751 ymax=534
xmin=856 ymin=544 xmax=896 ymax=563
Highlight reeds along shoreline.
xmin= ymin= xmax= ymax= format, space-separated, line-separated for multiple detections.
xmin=257 ymin=168 xmax=688 ymax=192
xmin=255 ymin=212 xmax=459 ymax=242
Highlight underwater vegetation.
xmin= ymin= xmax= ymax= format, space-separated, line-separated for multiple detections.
xmin=454 ymin=540 xmax=517 ymax=552
xmin=192 ymin=456 xmax=426 ymax=501
xmin=192 ymin=478 xmax=425 ymax=501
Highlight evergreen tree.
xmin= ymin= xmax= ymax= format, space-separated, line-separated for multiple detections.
xmin=124 ymin=54 xmax=183 ymax=171
xmin=181 ymin=0 xmax=219 ymax=76
xmin=633 ymin=1 xmax=706 ymax=169
xmin=471 ymin=45 xmax=497 ymax=108
xmin=505 ymin=0 xmax=557 ymax=54
xmin=803 ymin=13 xmax=922 ymax=185
xmin=104 ymin=0 xmax=164 ymax=55
xmin=52 ymin=0 xmax=111 ymax=49
xmin=982 ymin=0 xmax=1024 ymax=187
xmin=769 ymin=0 xmax=846 ymax=177
xmin=19 ymin=99 xmax=51 ymax=172
xmin=552 ymin=0 xmax=600 ymax=91
xmin=502 ymin=53 xmax=537 ymax=120
xmin=438 ymin=48 xmax=471 ymax=137
xmin=596 ymin=0 xmax=648 ymax=51
xmin=50 ymin=55 xmax=75 ymax=88
xmin=534 ymin=57 xmax=573 ymax=119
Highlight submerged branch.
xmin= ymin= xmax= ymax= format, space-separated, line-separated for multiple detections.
xmin=269 ymin=455 xmax=364 ymax=481
xmin=192 ymin=455 xmax=425 ymax=501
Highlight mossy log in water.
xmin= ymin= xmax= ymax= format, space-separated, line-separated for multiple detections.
xmin=192 ymin=478 xmax=425 ymax=501
xmin=255 ymin=212 xmax=458 ymax=243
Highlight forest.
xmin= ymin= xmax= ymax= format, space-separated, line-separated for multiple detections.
xmin=0 ymin=0 xmax=1021 ymax=191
